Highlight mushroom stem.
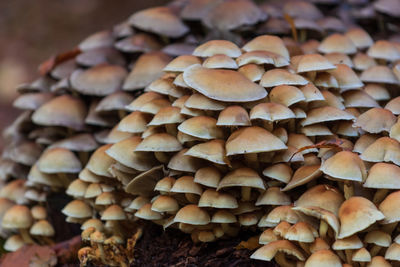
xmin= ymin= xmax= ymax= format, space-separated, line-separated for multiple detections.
xmin=244 ymin=153 xmax=259 ymax=170
xmin=336 ymin=251 xmax=346 ymax=262
xmin=97 ymin=244 xmax=106 ymax=264
xmin=319 ymin=220 xmax=328 ymax=240
xmin=154 ymin=152 xmax=169 ymax=163
xmin=221 ymin=223 xmax=239 ymax=237
xmin=20 ymin=228 xmax=35 ymax=244
xmin=262 ymin=121 xmax=273 ymax=132
xmin=288 ymin=119 xmax=295 ymax=133
xmin=298 ymin=242 xmax=310 ymax=255
xmin=370 ymin=245 xmax=381 ymax=257
xmin=58 ymin=173 xmax=71 ymax=187
xmin=118 ymin=110 xmax=126 ymax=120
xmin=241 ymin=186 xmax=251 ymax=202
xmin=299 ymin=29 xmax=307 ymax=42
xmin=343 ymin=181 xmax=354 ymax=200
xmin=275 ymin=252 xmax=293 ymax=267
xmin=79 ymin=151 xmax=89 ymax=165
xmin=345 ymin=249 xmax=352 ymax=265
xmin=382 ymin=222 xmax=398 ymax=234
xmin=372 ymin=189 xmax=389 ymax=204
xmin=165 ymin=124 xmax=177 ymax=136
xmin=185 ymin=193 xmax=199 ymax=203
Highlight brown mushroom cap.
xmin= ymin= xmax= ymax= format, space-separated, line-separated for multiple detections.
xmin=305 ymin=249 xmax=341 ymax=267
xmin=174 ymin=205 xmax=210 ymax=225
xmin=30 ymin=220 xmax=55 ymax=237
xmin=183 ymin=65 xmax=267 ymax=102
xmin=62 ymin=200 xmax=92 ymax=219
xmin=135 ymin=133 xmax=182 ymax=152
xmin=364 ymin=162 xmax=400 ymax=189
xmin=178 ymin=116 xmax=223 ymax=140
xmin=250 ymin=240 xmax=305 ymax=261
xmin=295 ymin=185 xmax=344 ymax=215
xmin=37 ymin=148 xmax=82 ymax=174
xmin=218 ymin=168 xmax=266 ymax=191
xmin=2 ymin=205 xmax=33 ymax=229
xmin=193 ymin=40 xmax=242 ymax=58
xmin=243 ymin=35 xmax=290 ymax=60
xmin=379 ymin=191 xmax=400 ymax=224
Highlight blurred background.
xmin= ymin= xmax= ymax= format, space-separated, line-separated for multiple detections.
xmin=0 ymin=0 xmax=169 ymax=149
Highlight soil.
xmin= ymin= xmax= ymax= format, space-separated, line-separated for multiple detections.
xmin=132 ymin=224 xmax=276 ymax=267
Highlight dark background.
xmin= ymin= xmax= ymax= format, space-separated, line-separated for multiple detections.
xmin=0 ymin=0 xmax=169 ymax=149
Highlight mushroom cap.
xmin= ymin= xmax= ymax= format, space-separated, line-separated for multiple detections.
xmin=32 ymin=95 xmax=87 ymax=130
xmin=329 ymin=64 xmax=364 ymax=91
xmin=301 ymin=106 xmax=354 ymax=126
xmin=250 ymin=240 xmax=305 ymax=261
xmin=367 ymin=40 xmax=400 ymax=61
xmin=263 ymin=163 xmax=292 ymax=184
xmin=250 ymin=102 xmax=295 ymax=122
xmin=86 ymin=144 xmax=114 ymax=177
xmin=28 ymin=165 xmax=63 ymax=187
xmin=217 ymin=105 xmax=250 ymax=126
xmin=202 ymin=54 xmax=238 ymax=69
xmin=320 ymin=151 xmax=366 ymax=182
xmin=236 ymin=51 xmax=289 ymax=68
xmin=174 ymin=205 xmax=210 ymax=225
xmin=135 ymin=203 xmax=163 ymax=220
xmin=353 ymin=53 xmax=377 ymax=71
xmin=185 ymin=139 xmax=226 ymax=165
xmin=30 ymin=220 xmax=55 ymax=237
xmin=62 ymin=200 xmax=92 ymax=219
xmin=260 ymin=69 xmax=308 ymax=87
xmin=385 ymin=96 xmax=400 ymax=115
xmin=101 ymin=204 xmax=126 ymax=221
xmin=291 ymin=54 xmax=336 ymax=73
xmin=135 ymin=133 xmax=182 ymax=152
xmin=128 ymin=7 xmax=189 ymax=38
xmin=256 ymin=187 xmax=291 ymax=206
xmin=269 ymin=85 xmax=306 ymax=107
xmin=37 ymin=148 xmax=82 ymax=174
xmin=218 ymin=168 xmax=266 ymax=190
xmin=49 ymin=133 xmax=99 ymax=152
xmin=379 ymin=191 xmax=400 ymax=224
xmin=364 ymin=230 xmax=391 ymax=247
xmin=117 ymin=111 xmax=151 ymax=134
xmin=178 ymin=116 xmax=223 ymax=140
xmin=81 ymin=218 xmax=104 ymax=231
xmin=78 ymin=30 xmax=113 ymax=51
xmin=13 ymin=92 xmax=54 ymax=111
xmin=304 ymin=249 xmax=341 ymax=267
xmin=4 ymin=235 xmax=24 ymax=252
xmin=167 ymin=149 xmax=204 ymax=173
xmin=193 ymin=40 xmax=241 ymax=58
xmin=345 ymin=28 xmax=373 ymax=49
xmin=2 ymin=205 xmax=33 ymax=229
xmin=198 ymin=189 xmax=238 ymax=209
xmin=154 ymin=176 xmax=175 ymax=193
xmin=360 ymin=65 xmax=399 ymax=85
xmin=258 ymin=205 xmax=300 ymax=227
xmin=318 ymin=33 xmax=357 ymax=54
xmin=369 ymin=256 xmax=391 ymax=267
xmin=332 ymin=235 xmax=363 ymax=250
xmin=163 ymin=55 xmax=201 ymax=72
xmin=353 ymin=108 xmax=396 ymax=134
xmin=183 ymin=65 xmax=267 ymax=102
xmin=238 ymin=64 xmax=264 ymax=82
xmin=338 ymin=197 xmax=385 ymax=238
xmin=243 ymin=35 xmax=289 ymax=60
xmin=283 ymin=164 xmax=322 ymax=191
xmin=211 ymin=210 xmax=237 ymax=223
xmin=170 ymin=176 xmax=203 ymax=195
xmin=360 ymin=137 xmax=400 ymax=165
xmin=226 ymin=126 xmax=287 ymax=156
xmin=66 ymin=179 xmax=88 ymax=198
xmin=115 ymin=33 xmax=161 ymax=53
xmin=364 ymin=162 xmax=400 ymax=189
xmin=151 ymin=195 xmax=179 ymax=213
xmin=194 ymin=167 xmax=221 ymax=188
xmin=184 ymin=93 xmax=226 ymax=111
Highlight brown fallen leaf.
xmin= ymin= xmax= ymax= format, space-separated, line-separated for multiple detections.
xmin=235 ymin=236 xmax=261 ymax=250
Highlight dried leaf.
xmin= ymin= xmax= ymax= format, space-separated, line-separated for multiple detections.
xmin=235 ymin=236 xmax=261 ymax=250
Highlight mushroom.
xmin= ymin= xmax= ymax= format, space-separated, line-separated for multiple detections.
xmin=2 ymin=205 xmax=34 ymax=244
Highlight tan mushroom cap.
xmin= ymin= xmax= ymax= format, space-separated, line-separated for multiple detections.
xmin=353 ymin=134 xmax=379 ymax=154
xmin=28 ymin=165 xmax=63 ymax=187
xmin=170 ymin=176 xmax=203 ymax=195
xmin=238 ymin=63 xmax=265 ymax=82
xmin=260 ymin=69 xmax=308 ymax=87
xmin=167 ymin=149 xmax=204 ymax=173
xmin=345 ymin=28 xmax=373 ymax=49
xmin=368 ymin=256 xmax=391 ymax=267
xmin=117 ymin=111 xmax=151 ymax=133
xmin=360 ymin=65 xmax=399 ymax=85
xmin=178 ymin=116 xmax=223 ymax=139
xmin=154 ymin=176 xmax=175 ymax=194
xmin=364 ymin=84 xmax=390 ymax=102
xmin=32 ymin=95 xmax=87 ymax=130
xmin=364 ymin=230 xmax=391 ymax=247
xmin=30 ymin=220 xmax=55 ymax=237
xmin=198 ymin=189 xmax=238 ymax=209
xmin=128 ymin=7 xmax=188 ymax=38
xmin=4 ymin=235 xmax=24 ymax=252
xmin=217 ymin=105 xmax=250 ymax=126
xmin=123 ymin=52 xmax=171 ymax=91
xmin=333 ymin=235 xmax=363 ymax=250
xmin=78 ymin=30 xmax=113 ymax=51
xmin=211 ymin=210 xmax=237 ymax=223
xmin=256 ymin=187 xmax=291 ymax=206
xmin=325 ymin=53 xmax=354 ymax=68
xmin=114 ymin=33 xmax=161 ymax=53
xmin=202 ymin=54 xmax=238 ymax=69
xmin=193 ymin=40 xmax=242 ymax=58
xmin=259 ymin=228 xmax=280 ymax=245
xmin=174 ymin=205 xmax=210 ymax=225
xmin=343 ymin=90 xmax=379 ymax=109
xmin=194 ymin=167 xmax=221 ymax=188
xmin=354 ymin=108 xmax=396 ymax=134
xmin=125 ymin=92 xmax=164 ymax=112
xmin=367 ymin=40 xmax=400 ymax=61
xmin=163 ymin=55 xmax=202 ymax=73
xmin=300 ymin=83 xmax=325 ymax=103
xmin=185 ymin=93 xmax=226 ymax=111
xmin=360 ymin=137 xmax=400 ymax=165
xmin=66 ymin=179 xmax=88 ymax=198
xmin=318 ymin=33 xmax=357 ymax=54
xmin=49 ymin=133 xmax=98 ymax=152
xmin=243 ymin=35 xmax=290 ymax=61
xmin=146 ymin=77 xmax=186 ymax=98
xmin=379 ymin=191 xmax=400 ymax=224
xmin=82 ymin=219 xmax=106 ymax=231
xmin=385 ymin=243 xmax=400 ymax=261
xmin=385 ymin=96 xmax=400 ymax=115
xmin=62 ymin=200 xmax=92 ymax=219
xmin=135 ymin=203 xmax=162 ymax=220
xmin=101 ymin=204 xmax=126 ymax=221
xmin=13 ymin=92 xmax=54 ymax=111
xmin=135 ymin=133 xmax=182 ymax=152
xmin=236 ymin=51 xmax=289 ymax=68
xmin=183 ymin=65 xmax=267 ymax=102
xmin=309 ymin=238 xmax=330 ymax=253
xmin=301 ymin=106 xmax=355 ymax=126
xmin=263 ymin=164 xmax=292 ymax=184
xmin=250 ymin=102 xmax=295 ymax=122
xmin=226 ymin=126 xmax=287 ymax=155
xmin=2 ymin=205 xmax=33 ymax=229
xmin=250 ymin=240 xmax=305 ymax=261
xmin=338 ymin=197 xmax=385 ymax=238
xmin=305 ymin=249 xmax=341 ymax=267
xmin=185 ymin=139 xmax=226 ymax=165
xmin=37 ymin=148 xmax=82 ymax=174
xmin=269 ymin=85 xmax=306 ymax=107
xmin=218 ymin=168 xmax=266 ymax=191
xmin=70 ymin=64 xmax=127 ymax=96
xmin=291 ymin=54 xmax=336 ymax=73
xmin=151 ymin=195 xmax=179 ymax=213
xmin=364 ymin=162 xmax=400 ymax=189
xmin=282 ymin=164 xmax=322 ymax=191
xmin=353 ymin=53 xmax=377 ymax=71
xmin=86 ymin=144 xmax=114 ymax=177
xmin=329 ymin=64 xmax=364 ymax=91
xmin=258 ymin=205 xmax=300 ymax=227
xmin=106 ymin=136 xmax=155 ymax=171
xmin=321 ymin=151 xmax=366 ymax=182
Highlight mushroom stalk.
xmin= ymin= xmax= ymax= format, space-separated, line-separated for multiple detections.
xmin=298 ymin=242 xmax=310 ymax=255
xmin=275 ymin=252 xmax=293 ymax=267
xmin=319 ymin=220 xmax=328 ymax=240
xmin=244 ymin=153 xmax=259 ymax=170
xmin=154 ymin=152 xmax=169 ymax=163
xmin=185 ymin=193 xmax=199 ymax=203
xmin=221 ymin=223 xmax=238 ymax=237
xmin=343 ymin=181 xmax=354 ymax=200
xmin=336 ymin=251 xmax=346 ymax=262
xmin=79 ymin=151 xmax=89 ymax=165
xmin=165 ymin=124 xmax=177 ymax=136
xmin=370 ymin=245 xmax=381 ymax=257
xmin=241 ymin=186 xmax=252 ymax=202
xmin=372 ymin=189 xmax=389 ymax=204
xmin=58 ymin=173 xmax=71 ymax=187
xmin=382 ymin=222 xmax=398 ymax=234
xmin=96 ymin=243 xmax=106 ymax=264
xmin=20 ymin=228 xmax=35 ymax=244
xmin=345 ymin=249 xmax=352 ymax=265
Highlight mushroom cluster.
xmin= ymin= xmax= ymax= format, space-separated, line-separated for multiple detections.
xmin=0 ymin=0 xmax=399 ymax=265
xmin=55 ymin=28 xmax=400 ymax=266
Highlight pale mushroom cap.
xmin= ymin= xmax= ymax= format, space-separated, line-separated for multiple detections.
xmin=86 ymin=144 xmax=114 ymax=177
xmin=258 ymin=205 xmax=300 ymax=227
xmin=151 ymin=195 xmax=179 ymax=213
xmin=185 ymin=139 xmax=226 ymax=165
xmin=163 ymin=55 xmax=202 ymax=72
xmin=292 ymin=54 xmax=336 ymax=73
xmin=269 ymin=85 xmax=306 ymax=107
xmin=285 ymin=222 xmax=315 ymax=243
xmin=260 ymin=69 xmax=308 ymax=87
xmin=62 ymin=200 xmax=92 ymax=219
xmin=154 ymin=176 xmax=176 ymax=193
xmin=167 ymin=148 xmax=204 ymax=173
xmin=2 ymin=205 xmax=33 ymax=229
xmin=283 ymin=164 xmax=322 ymax=191
xmin=170 ymin=176 xmax=203 ymax=195
xmin=178 ymin=116 xmax=223 ymax=140
xmin=364 ymin=162 xmax=400 ymax=189
xmin=211 ymin=210 xmax=237 ymax=223
xmin=367 ymin=40 xmax=400 ymax=61
xmin=135 ymin=203 xmax=162 ymax=220
xmin=4 ymin=235 xmax=24 ymax=252
xmin=202 ymin=54 xmax=238 ymax=69
xmin=194 ymin=167 xmax=221 ymax=188
xmin=353 ymin=108 xmax=396 ymax=134
xmin=345 ymin=28 xmax=373 ymax=49
xmin=301 ymin=106 xmax=355 ymax=127
xmin=368 ymin=256 xmax=391 ymax=267
xmin=318 ymin=33 xmax=357 ymax=54
xmin=250 ymin=240 xmax=305 ymax=261
xmin=329 ymin=64 xmax=364 ymax=91
xmin=101 ymin=204 xmax=126 ymax=220
xmin=360 ymin=65 xmax=399 ymax=85
xmin=243 ymin=35 xmax=290 ymax=60
xmin=217 ymin=106 xmax=251 ymax=126
xmin=385 ymin=243 xmax=400 ymax=261
xmin=30 ymin=205 xmax=47 ymax=220
xmin=226 ymin=126 xmax=287 ymax=155
xmin=361 ymin=137 xmax=400 ymax=165
xmin=135 ymin=133 xmax=182 ymax=152
xmin=32 ymin=95 xmax=87 ymax=130
xmin=117 ymin=111 xmax=151 ymax=133
xmin=256 ymin=187 xmax=291 ymax=206
xmin=193 ymin=40 xmax=242 ymax=58
xmin=128 ymin=7 xmax=188 ymax=38
xmin=332 ymin=235 xmax=363 ymax=250
xmin=125 ymin=91 xmax=164 ymax=111
xmin=250 ymin=102 xmax=295 ymax=122
xmin=218 ymin=167 xmax=266 ymax=190
xmin=338 ymin=197 xmax=385 ymax=238
xmin=30 ymin=220 xmax=55 ymax=237
xmin=174 ymin=205 xmax=210 ymax=225
xmin=183 ymin=65 xmax=267 ymax=102
xmin=320 ymin=151 xmax=367 ymax=182
xmin=81 ymin=218 xmax=104 ymax=231
xmin=184 ymin=93 xmax=226 ymax=111
xmin=379 ymin=191 xmax=400 ymax=224
xmin=263 ymin=163 xmax=293 ymax=184
xmin=364 ymin=230 xmax=391 ymax=247
xmin=37 ymin=148 xmax=82 ymax=174
xmin=304 ymin=249 xmax=341 ymax=267
xmin=198 ymin=189 xmax=238 ymax=209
